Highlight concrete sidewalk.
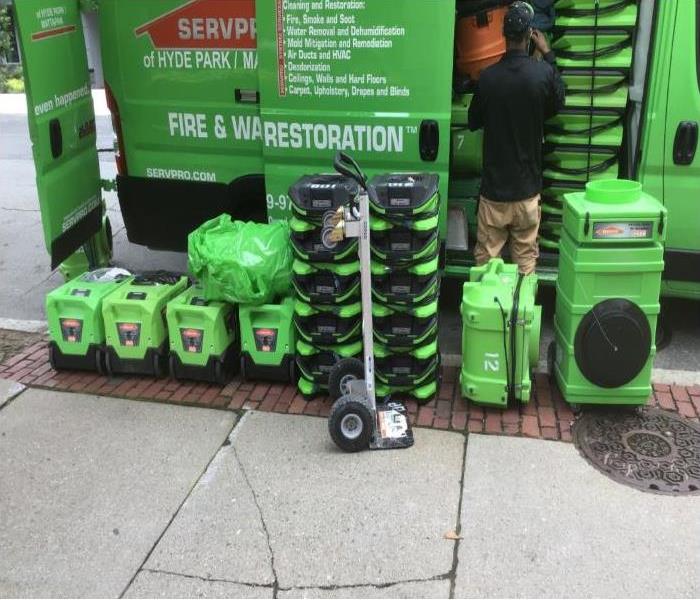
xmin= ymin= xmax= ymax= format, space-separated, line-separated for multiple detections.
xmin=0 ymin=385 xmax=698 ymax=598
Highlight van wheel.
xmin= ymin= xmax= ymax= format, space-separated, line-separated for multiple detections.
xmin=328 ymin=394 xmax=373 ymax=453
xmin=329 ymin=358 xmax=364 ymax=400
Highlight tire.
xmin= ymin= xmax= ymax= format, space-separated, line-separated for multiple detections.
xmin=48 ymin=343 xmax=58 ymax=371
xmin=328 ymin=394 xmax=373 ymax=452
xmin=322 ymin=210 xmax=337 ymax=228
xmin=240 ymin=355 xmax=247 ymax=381
xmin=104 ymin=351 xmax=114 ymax=377
xmin=328 ymin=358 xmax=365 ymax=400
xmin=96 ymin=349 xmax=105 ymax=375
xmin=655 ymin=311 xmax=672 ymax=352
xmin=169 ymin=354 xmax=178 ymax=380
xmin=153 ymin=353 xmax=165 ymax=379
xmin=214 ymin=360 xmax=228 ymax=386
xmin=288 ymin=358 xmax=297 ymax=384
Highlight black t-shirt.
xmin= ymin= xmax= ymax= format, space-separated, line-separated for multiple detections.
xmin=468 ymin=49 xmax=565 ymax=202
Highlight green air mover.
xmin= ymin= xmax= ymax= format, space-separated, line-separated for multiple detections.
xmin=555 ymin=0 xmax=639 ymax=29
xmin=374 ymin=339 xmax=439 ymax=389
xmin=368 ymin=173 xmax=440 ymax=221
xmin=552 ymin=179 xmax=666 ymax=406
xmin=296 ymin=339 xmax=363 ymax=398
xmin=166 ymin=285 xmax=239 ymax=385
xmin=292 ymin=259 xmax=360 ymax=305
xmin=546 ymin=108 xmax=625 ymax=147
xmin=46 ymin=268 xmax=132 ymax=373
xmin=551 ymin=27 xmax=634 ymax=70
xmin=370 ymin=214 xmax=439 ymax=265
xmin=560 ymin=69 xmax=630 ymax=110
xmin=373 ymin=299 xmax=438 ymax=347
xmin=460 ymin=259 xmax=541 ymax=408
xmin=289 ymin=174 xmax=359 ymax=224
xmin=375 ymin=379 xmax=438 ymax=404
xmin=372 ymin=256 xmax=439 ymax=306
xmin=103 ymin=272 xmax=189 ymax=377
xmin=294 ymin=300 xmax=362 ymax=345
xmin=290 ymin=217 xmax=358 ymax=263
xmin=239 ymin=297 xmax=296 ymax=383
xmin=544 ymin=144 xmax=620 ymax=184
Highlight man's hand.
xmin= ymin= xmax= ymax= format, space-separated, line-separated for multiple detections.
xmin=531 ymin=29 xmax=550 ymax=55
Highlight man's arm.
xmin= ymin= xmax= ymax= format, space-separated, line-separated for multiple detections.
xmin=532 ymin=29 xmax=566 ymax=119
xmin=467 ymin=81 xmax=484 ymax=131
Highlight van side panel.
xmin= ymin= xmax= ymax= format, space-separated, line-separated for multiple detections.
xmin=256 ymin=0 xmax=455 ymax=238
xmin=99 ymin=0 xmax=265 ymax=249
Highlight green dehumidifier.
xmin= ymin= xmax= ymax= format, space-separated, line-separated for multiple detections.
xmin=102 ymin=272 xmax=189 ymax=377
xmin=166 ymin=284 xmax=239 ymax=384
xmin=46 ymin=268 xmax=132 ymax=372
xmin=239 ymin=297 xmax=296 ymax=383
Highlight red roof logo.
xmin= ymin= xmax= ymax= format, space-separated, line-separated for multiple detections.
xmin=135 ymin=0 xmax=256 ymax=50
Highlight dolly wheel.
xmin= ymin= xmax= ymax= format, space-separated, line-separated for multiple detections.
xmin=329 ymin=358 xmax=364 ymax=400
xmin=321 ymin=227 xmax=338 ymax=250
xmin=328 ymin=394 xmax=373 ymax=453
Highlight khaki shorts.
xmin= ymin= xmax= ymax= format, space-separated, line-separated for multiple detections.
xmin=474 ymin=194 xmax=541 ymax=275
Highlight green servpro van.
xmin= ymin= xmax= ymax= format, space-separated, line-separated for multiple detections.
xmin=12 ymin=0 xmax=700 ymax=300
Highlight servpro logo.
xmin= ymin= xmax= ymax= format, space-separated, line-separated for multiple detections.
xmin=135 ymin=0 xmax=256 ymax=49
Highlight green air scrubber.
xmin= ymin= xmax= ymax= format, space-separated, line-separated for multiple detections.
xmin=552 ymin=179 xmax=666 ymax=406
xmin=102 ymin=272 xmax=189 ymax=377
xmin=293 ymin=300 xmax=362 ymax=345
xmin=239 ymin=297 xmax=296 ymax=383
xmin=166 ymin=284 xmax=239 ymax=385
xmin=371 ymin=256 xmax=439 ymax=306
xmin=460 ymin=259 xmax=541 ymax=408
xmin=46 ymin=268 xmax=132 ymax=373
xmin=296 ymin=339 xmax=363 ymax=398
xmin=292 ymin=260 xmax=360 ymax=305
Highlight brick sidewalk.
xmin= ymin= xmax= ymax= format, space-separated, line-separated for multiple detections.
xmin=1 ymin=339 xmax=698 ymax=442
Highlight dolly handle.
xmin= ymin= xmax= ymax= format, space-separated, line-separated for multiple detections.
xmin=333 ymin=152 xmax=368 ymax=190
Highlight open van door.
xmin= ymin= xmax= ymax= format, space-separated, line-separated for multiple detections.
xmin=14 ymin=0 xmax=102 ymax=269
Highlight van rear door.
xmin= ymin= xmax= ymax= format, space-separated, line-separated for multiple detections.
xmin=14 ymin=0 xmax=102 ymax=269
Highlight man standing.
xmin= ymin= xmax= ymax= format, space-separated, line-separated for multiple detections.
xmin=468 ymin=1 xmax=565 ymax=274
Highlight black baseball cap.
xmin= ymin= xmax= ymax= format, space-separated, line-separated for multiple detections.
xmin=503 ymin=1 xmax=535 ymax=36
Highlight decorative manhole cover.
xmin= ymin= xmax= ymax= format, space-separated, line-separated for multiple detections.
xmin=573 ymin=407 xmax=700 ymax=495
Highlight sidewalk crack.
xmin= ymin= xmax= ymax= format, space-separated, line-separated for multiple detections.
xmin=448 ymin=433 xmax=469 ymax=598
xmin=141 ymin=567 xmax=273 ymax=589
xmin=278 ymin=573 xmax=451 ymax=593
xmin=232 ymin=445 xmax=280 ymax=598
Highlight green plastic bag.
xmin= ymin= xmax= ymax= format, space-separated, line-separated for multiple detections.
xmin=188 ymin=215 xmax=292 ymax=305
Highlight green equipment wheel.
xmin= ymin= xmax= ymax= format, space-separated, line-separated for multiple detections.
xmin=240 ymin=355 xmax=247 ymax=381
xmin=104 ymin=351 xmax=114 ymax=377
xmin=48 ymin=343 xmax=58 ymax=371
xmin=169 ymin=354 xmax=179 ymax=380
xmin=329 ymin=357 xmax=364 ymax=400
xmin=153 ymin=353 xmax=165 ymax=379
xmin=328 ymin=394 xmax=373 ymax=452
xmin=214 ymin=360 xmax=228 ymax=386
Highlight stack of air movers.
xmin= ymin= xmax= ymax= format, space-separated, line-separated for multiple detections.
xmin=541 ymin=0 xmax=638 ymax=252
xmin=289 ymin=175 xmax=363 ymax=398
xmin=370 ymin=174 xmax=441 ymax=404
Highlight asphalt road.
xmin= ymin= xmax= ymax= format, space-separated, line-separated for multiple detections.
xmin=0 ymin=93 xmax=698 ymax=378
